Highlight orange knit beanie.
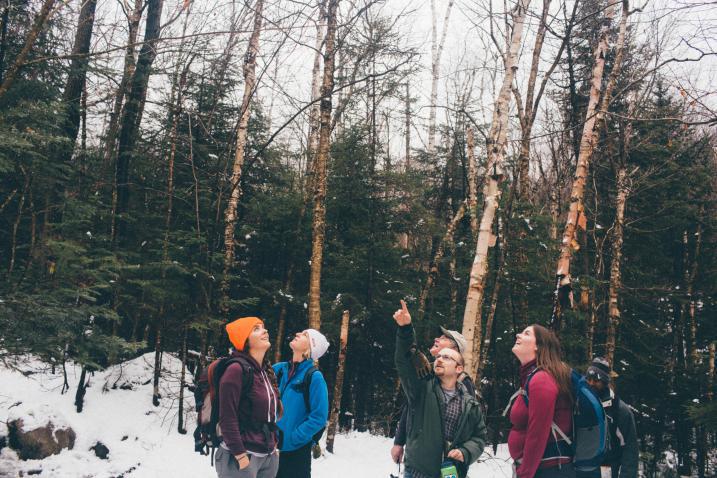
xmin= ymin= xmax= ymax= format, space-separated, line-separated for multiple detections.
xmin=226 ymin=316 xmax=263 ymax=351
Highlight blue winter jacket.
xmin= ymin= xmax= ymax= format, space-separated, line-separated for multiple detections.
xmin=273 ymin=359 xmax=329 ymax=452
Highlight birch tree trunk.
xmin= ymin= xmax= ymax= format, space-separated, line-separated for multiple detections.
xmin=551 ymin=0 xmax=629 ymax=329
xmin=605 ymin=162 xmax=627 ymax=367
xmin=0 ymin=0 xmax=57 ymax=100
xmin=306 ymin=0 xmax=327 ymax=186
xmin=220 ymin=0 xmax=264 ymax=314
xmin=427 ymin=0 xmax=454 ymax=153
xmin=307 ymin=0 xmax=339 ymax=330
xmin=326 ymin=310 xmax=349 ymax=453
xmin=515 ymin=0 xmax=550 ymax=199
xmin=273 ymin=3 xmax=326 ymax=357
xmin=113 ymin=0 xmax=164 ymax=242
xmin=460 ymin=0 xmax=530 ymax=377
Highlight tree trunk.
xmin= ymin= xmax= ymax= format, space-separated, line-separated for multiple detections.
xmin=178 ymin=325 xmax=188 ymax=434
xmin=273 ymin=300 xmax=288 ymax=363
xmin=104 ymin=0 xmax=147 ymax=176
xmin=0 ymin=0 xmax=10 ymax=84
xmin=60 ymin=0 xmax=97 ymax=150
xmin=686 ymin=214 xmax=703 ymax=368
xmin=74 ymin=366 xmax=88 ymax=413
xmin=305 ymin=0 xmax=326 ymax=188
xmin=449 ymin=245 xmax=458 ymax=321
xmin=418 ymin=202 xmax=466 ymax=321
xmin=466 ymin=127 xmax=478 ymax=239
xmin=551 ymin=0 xmax=629 ymax=329
xmin=8 ymin=169 xmax=30 ymax=275
xmin=708 ymin=342 xmax=715 ymax=401
xmin=0 ymin=0 xmax=57 ymax=100
xmin=404 ymin=82 xmax=411 ymax=170
xmin=326 ymin=310 xmax=350 ymax=453
xmin=220 ymin=0 xmax=264 ymax=314
xmin=515 ymin=0 xmax=551 ymax=199
xmin=427 ymin=0 xmax=454 ymax=153
xmin=113 ymin=0 xmax=164 ymax=242
xmin=605 ymin=163 xmax=627 ymax=366
xmin=460 ymin=0 xmax=530 ymax=378
xmin=152 ymin=326 xmax=162 ymax=406
xmin=307 ymin=0 xmax=339 ymax=330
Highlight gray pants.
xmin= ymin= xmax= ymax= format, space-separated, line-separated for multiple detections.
xmin=215 ymin=447 xmax=280 ymax=478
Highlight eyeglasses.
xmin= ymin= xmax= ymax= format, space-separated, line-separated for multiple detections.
xmin=436 ymin=353 xmax=462 ymax=365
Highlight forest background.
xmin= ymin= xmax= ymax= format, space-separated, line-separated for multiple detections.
xmin=0 ymin=0 xmax=716 ymax=476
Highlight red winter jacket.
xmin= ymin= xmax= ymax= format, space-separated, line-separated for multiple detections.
xmin=508 ymin=360 xmax=573 ymax=478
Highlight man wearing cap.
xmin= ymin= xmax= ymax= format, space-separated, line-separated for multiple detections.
xmin=391 ymin=325 xmax=477 ymax=465
xmin=393 ymin=300 xmax=487 ymax=478
xmin=580 ymin=357 xmax=638 ymax=478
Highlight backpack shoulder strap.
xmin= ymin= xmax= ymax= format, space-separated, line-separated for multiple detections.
xmin=230 ymin=355 xmax=255 ymax=394
xmin=522 ymin=367 xmax=541 ymax=405
xmin=301 ymin=366 xmax=318 ymax=411
xmin=502 ymin=368 xmax=540 ymax=417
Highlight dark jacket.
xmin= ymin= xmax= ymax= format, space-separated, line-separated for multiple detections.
xmin=273 ymin=359 xmax=329 ymax=452
xmin=601 ymin=389 xmax=638 ymax=478
xmin=395 ymin=324 xmax=487 ymax=478
xmin=218 ymin=351 xmax=279 ymax=456
xmin=394 ymin=371 xmax=476 ymax=446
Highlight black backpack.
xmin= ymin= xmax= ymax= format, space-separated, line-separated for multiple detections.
xmin=277 ymin=365 xmax=326 ymax=445
xmin=193 ymin=356 xmax=254 ymax=461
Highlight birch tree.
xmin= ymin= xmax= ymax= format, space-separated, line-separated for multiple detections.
xmin=220 ymin=0 xmax=264 ymax=314
xmin=427 ymin=0 xmax=454 ymax=153
xmin=551 ymin=0 xmax=629 ymax=329
xmin=460 ymin=0 xmax=531 ymax=377
xmin=307 ymin=0 xmax=339 ymax=330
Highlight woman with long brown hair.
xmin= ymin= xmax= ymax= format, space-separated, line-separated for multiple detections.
xmin=215 ymin=316 xmax=282 ymax=478
xmin=507 ymin=324 xmax=575 ymax=478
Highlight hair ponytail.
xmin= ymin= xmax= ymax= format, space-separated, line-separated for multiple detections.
xmin=262 ymin=356 xmax=283 ymax=418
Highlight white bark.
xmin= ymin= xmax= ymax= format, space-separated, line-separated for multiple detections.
xmin=460 ymin=0 xmax=531 ymax=377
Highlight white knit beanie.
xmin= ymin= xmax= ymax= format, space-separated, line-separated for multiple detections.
xmin=306 ymin=329 xmax=329 ymax=360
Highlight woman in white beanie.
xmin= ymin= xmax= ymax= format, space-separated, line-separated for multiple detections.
xmin=272 ymin=329 xmax=329 ymax=478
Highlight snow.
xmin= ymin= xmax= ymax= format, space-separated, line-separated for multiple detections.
xmin=0 ymin=354 xmax=513 ymax=477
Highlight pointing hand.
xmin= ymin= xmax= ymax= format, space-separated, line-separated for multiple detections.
xmin=393 ymin=300 xmax=412 ymax=326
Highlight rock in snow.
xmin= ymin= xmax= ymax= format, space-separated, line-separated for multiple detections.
xmin=7 ymin=418 xmax=76 ymax=460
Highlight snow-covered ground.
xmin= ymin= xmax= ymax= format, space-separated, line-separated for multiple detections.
xmin=0 ymin=353 xmax=513 ymax=477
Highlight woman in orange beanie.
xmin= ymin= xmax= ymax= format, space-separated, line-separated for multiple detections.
xmin=215 ymin=317 xmax=282 ymax=478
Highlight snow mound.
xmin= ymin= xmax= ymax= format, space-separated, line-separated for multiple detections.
xmin=102 ymin=352 xmax=186 ymax=391
xmin=7 ymin=404 xmax=71 ymax=432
